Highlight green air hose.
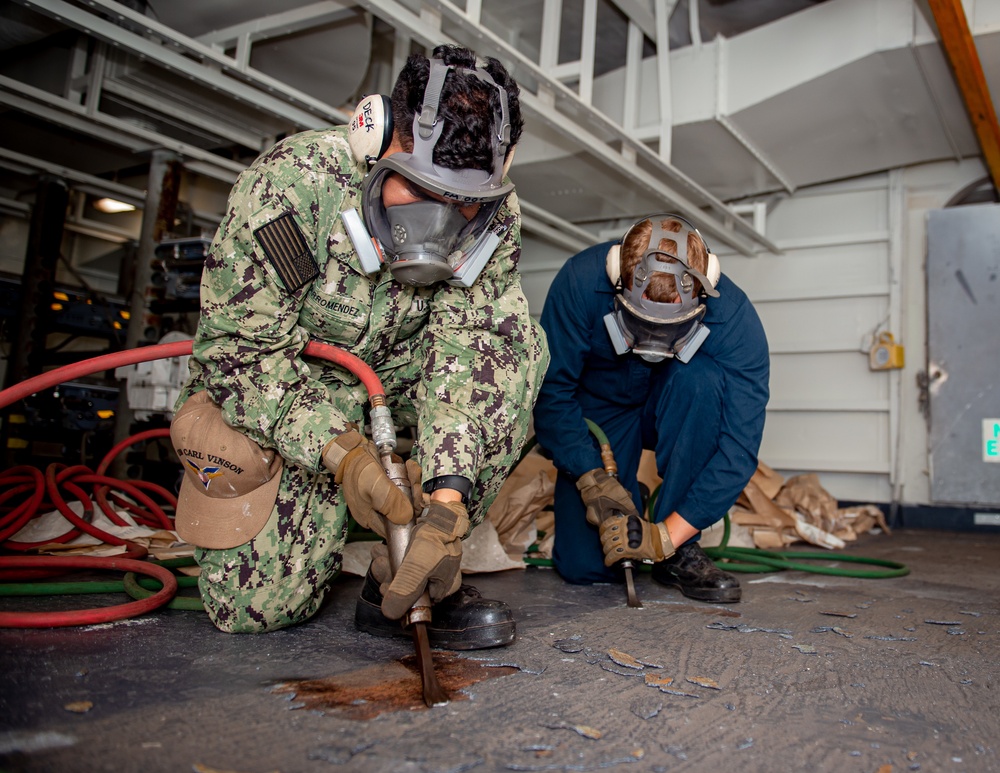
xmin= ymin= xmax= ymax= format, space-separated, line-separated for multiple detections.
xmin=522 ymin=424 xmax=909 ymax=579
xmin=0 ymin=556 xmax=207 ymax=611
xmin=0 ymin=574 xmax=200 ymax=596
xmin=122 ymin=571 xmax=204 ymax=611
xmin=702 ymin=508 xmax=908 ymax=578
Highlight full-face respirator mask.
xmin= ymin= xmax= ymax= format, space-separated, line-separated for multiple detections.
xmin=344 ymin=58 xmax=514 ymax=287
xmin=603 ymin=216 xmax=721 ymax=364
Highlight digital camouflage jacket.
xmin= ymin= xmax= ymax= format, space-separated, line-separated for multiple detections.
xmin=184 ymin=126 xmax=547 ymax=513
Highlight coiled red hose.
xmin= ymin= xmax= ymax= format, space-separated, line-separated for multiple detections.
xmin=0 ymin=555 xmax=177 ymax=627
xmin=0 ymin=339 xmax=387 ymax=627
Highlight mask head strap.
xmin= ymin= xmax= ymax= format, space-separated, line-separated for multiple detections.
xmin=626 ymin=215 xmax=719 ymax=308
xmin=412 ymin=58 xmax=510 ymax=193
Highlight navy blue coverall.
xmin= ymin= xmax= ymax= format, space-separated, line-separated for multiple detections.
xmin=532 ymin=241 xmax=770 ymax=584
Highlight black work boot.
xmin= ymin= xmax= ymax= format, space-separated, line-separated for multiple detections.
xmin=651 ymin=542 xmax=742 ymax=603
xmin=354 ymin=568 xmax=517 ymax=650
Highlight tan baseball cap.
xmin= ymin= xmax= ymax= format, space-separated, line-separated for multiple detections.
xmin=170 ymin=391 xmax=283 ymax=549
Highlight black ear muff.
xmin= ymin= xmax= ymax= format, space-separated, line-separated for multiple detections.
xmin=348 ymin=94 xmax=393 ymax=165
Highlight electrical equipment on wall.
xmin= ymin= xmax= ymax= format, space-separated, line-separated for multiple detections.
xmin=869 ymin=332 xmax=905 ymax=371
xmin=23 ymin=382 xmax=119 ymax=433
xmin=49 ymin=288 xmax=130 ymax=343
xmin=7 ymin=382 xmax=120 ymax=462
xmin=153 ymin=238 xmax=211 ymax=301
xmin=0 ymin=275 xmax=129 ymax=344
xmin=114 ymin=331 xmax=192 ymax=421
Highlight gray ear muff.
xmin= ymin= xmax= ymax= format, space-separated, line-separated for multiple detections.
xmin=348 ymin=94 xmax=393 ymax=164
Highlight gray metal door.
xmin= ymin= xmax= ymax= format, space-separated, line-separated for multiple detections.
xmin=927 ymin=204 xmax=1000 ymax=506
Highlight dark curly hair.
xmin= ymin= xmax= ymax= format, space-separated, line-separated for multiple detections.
xmin=390 ymin=44 xmax=523 ymax=172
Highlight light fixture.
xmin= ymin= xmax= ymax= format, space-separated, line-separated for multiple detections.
xmin=93 ymin=197 xmax=136 ymax=213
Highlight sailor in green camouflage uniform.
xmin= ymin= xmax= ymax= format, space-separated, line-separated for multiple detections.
xmin=170 ymin=45 xmax=548 ymax=644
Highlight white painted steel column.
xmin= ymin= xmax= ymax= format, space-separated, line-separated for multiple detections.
xmin=578 ymin=0 xmax=598 ymax=105
xmin=540 ymin=0 xmax=562 ymax=72
xmin=887 ymin=169 xmax=904 ymax=500
xmin=654 ymin=0 xmax=672 ymax=162
xmin=623 ymin=21 xmax=644 ymax=133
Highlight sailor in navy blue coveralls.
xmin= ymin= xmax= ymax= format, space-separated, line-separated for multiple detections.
xmin=533 ymin=236 xmax=769 ymax=599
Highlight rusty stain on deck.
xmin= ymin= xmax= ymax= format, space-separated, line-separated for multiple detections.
xmin=273 ymin=654 xmax=519 ymax=720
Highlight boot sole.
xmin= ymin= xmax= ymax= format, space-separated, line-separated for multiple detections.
xmin=355 ymin=598 xmax=516 ymax=650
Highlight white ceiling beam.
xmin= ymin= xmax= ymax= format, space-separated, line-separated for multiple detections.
xmin=0 ymin=148 xmax=224 ymax=230
xmin=0 ymin=197 xmax=32 ymax=217
xmin=0 ymin=76 xmax=246 ymax=184
xmin=517 ymin=88 xmax=760 ymax=255
xmin=0 ymin=147 xmax=147 ymax=207
xmin=377 ymin=0 xmax=778 ymax=254
xmin=714 ymin=38 xmax=795 ymax=194
xmin=196 ymin=1 xmax=356 ymax=48
xmin=64 ymin=217 xmax=138 ymax=244
xmin=99 ymin=80 xmax=267 ymax=151
xmin=550 ymin=62 xmax=582 ymax=82
xmin=520 ymin=215 xmax=593 ymax=254
xmin=12 ymin=0 xmax=349 ymax=128
xmin=606 ymin=0 xmax=659 ymax=43
xmin=520 ymin=199 xmax=601 ymax=251
xmin=0 ymin=77 xmax=149 ymax=154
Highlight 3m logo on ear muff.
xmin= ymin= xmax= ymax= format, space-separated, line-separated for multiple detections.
xmin=348 ymin=94 xmax=393 ymax=165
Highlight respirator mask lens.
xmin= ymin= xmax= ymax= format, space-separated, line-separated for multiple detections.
xmin=361 ymin=165 xmax=507 ymax=287
xmin=384 ymin=200 xmax=471 ymax=285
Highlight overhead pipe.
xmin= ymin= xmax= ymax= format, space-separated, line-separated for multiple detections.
xmin=926 ymin=0 xmax=1000 ymax=193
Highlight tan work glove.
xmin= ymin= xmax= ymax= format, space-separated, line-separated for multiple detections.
xmin=576 ymin=468 xmax=639 ymax=526
xmin=405 ymin=458 xmax=425 ymax=519
xmin=381 ymin=501 xmax=468 ymax=620
xmin=322 ymin=430 xmax=412 ymax=538
xmin=369 ymin=541 xmax=393 ymax=586
xmin=599 ymin=514 xmax=675 ymax=566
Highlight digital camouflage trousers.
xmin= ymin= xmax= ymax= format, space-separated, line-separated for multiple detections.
xmin=195 ymin=331 xmax=547 ymax=633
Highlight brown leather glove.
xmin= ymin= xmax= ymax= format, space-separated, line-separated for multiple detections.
xmin=599 ymin=514 xmax=675 ymax=567
xmin=322 ymin=430 xmax=412 ymax=538
xmin=576 ymin=468 xmax=639 ymax=526
xmin=381 ymin=501 xmax=468 ymax=620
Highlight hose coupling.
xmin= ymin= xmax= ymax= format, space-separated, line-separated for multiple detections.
xmin=369 ymin=403 xmax=396 ymax=454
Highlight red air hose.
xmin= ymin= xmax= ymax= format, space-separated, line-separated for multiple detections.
xmin=0 ymin=555 xmax=177 ymax=627
xmin=0 ymin=340 xmax=385 ymax=412
xmin=0 ymin=339 xmax=387 ymax=627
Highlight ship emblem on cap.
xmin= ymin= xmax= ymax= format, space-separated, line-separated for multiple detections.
xmin=185 ymin=458 xmax=223 ymax=489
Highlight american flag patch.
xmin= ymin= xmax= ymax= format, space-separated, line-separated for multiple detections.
xmin=254 ymin=213 xmax=319 ymax=293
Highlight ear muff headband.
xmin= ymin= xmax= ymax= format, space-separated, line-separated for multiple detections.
xmin=348 ymin=94 xmax=394 ymax=165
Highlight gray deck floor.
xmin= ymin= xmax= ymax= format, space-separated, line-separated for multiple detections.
xmin=2 ymin=528 xmax=998 ymax=773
